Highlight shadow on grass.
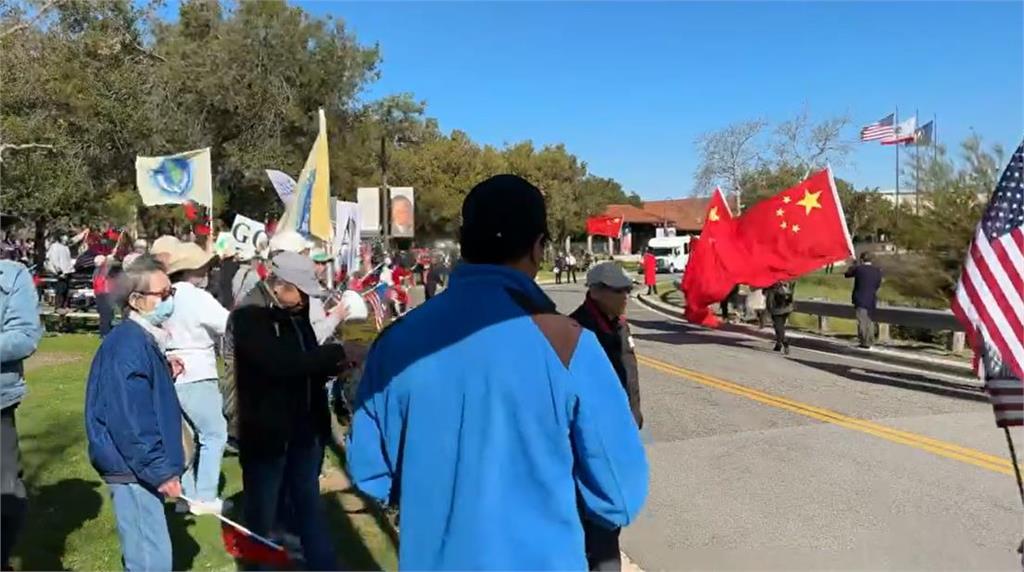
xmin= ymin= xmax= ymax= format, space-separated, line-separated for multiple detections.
xmin=14 ymin=478 xmax=103 ymax=571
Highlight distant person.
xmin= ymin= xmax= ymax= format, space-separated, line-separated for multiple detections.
xmin=1 ymin=260 xmax=44 ymax=571
xmin=569 ymin=262 xmax=643 ymax=571
xmin=85 ymin=255 xmax=184 ymax=571
xmin=122 ymin=239 xmax=148 ymax=269
xmin=93 ymin=255 xmax=115 ymax=336
xmin=150 ymin=235 xmax=182 ymax=268
xmin=164 ymin=243 xmax=229 ymax=515
xmin=554 ymin=253 xmax=564 ymax=285
xmin=642 ymin=248 xmax=657 ymax=295
xmin=45 ymin=235 xmax=75 ymax=309
xmin=845 ymin=252 xmax=883 ymax=349
xmin=214 ymin=246 xmax=241 ymax=309
xmin=231 ymin=252 xmax=350 ymax=570
xmin=746 ymin=287 xmax=768 ymax=329
xmin=347 ymin=174 xmax=648 ymax=569
xmin=424 ymin=256 xmax=446 ymax=300
xmin=766 ymin=280 xmax=795 ymax=354
xmin=566 ymin=251 xmax=578 ymax=284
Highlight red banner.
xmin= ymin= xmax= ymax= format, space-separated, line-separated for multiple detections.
xmin=586 ymin=215 xmax=623 ymax=238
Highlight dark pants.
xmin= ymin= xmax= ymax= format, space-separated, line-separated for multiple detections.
xmin=240 ymin=435 xmax=336 ymax=570
xmin=424 ymin=285 xmax=437 ymax=300
xmin=772 ymin=313 xmax=790 ymax=349
xmin=97 ymin=293 xmax=114 ymax=337
xmin=568 ymin=267 xmax=577 ymax=284
xmin=54 ymin=274 xmax=70 ymax=309
xmin=1 ymin=406 xmax=27 ymax=570
xmin=555 ymin=272 xmax=562 ymax=285
xmin=646 ymin=284 xmax=657 ymax=295
xmin=856 ymin=308 xmax=875 ymax=348
xmin=583 ymin=520 xmax=621 ymax=571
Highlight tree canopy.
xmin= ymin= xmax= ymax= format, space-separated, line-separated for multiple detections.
xmin=1 ymin=0 xmax=638 ymax=250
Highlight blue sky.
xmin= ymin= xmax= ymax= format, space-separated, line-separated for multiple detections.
xmin=294 ymin=1 xmax=1023 ymax=199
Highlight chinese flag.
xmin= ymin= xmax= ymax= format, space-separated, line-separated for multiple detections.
xmin=735 ymin=167 xmax=853 ymax=287
xmin=681 ymin=188 xmax=743 ymax=326
xmin=586 ymin=215 xmax=623 ymax=238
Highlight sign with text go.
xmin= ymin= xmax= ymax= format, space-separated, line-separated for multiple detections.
xmin=230 ymin=214 xmax=269 ymax=258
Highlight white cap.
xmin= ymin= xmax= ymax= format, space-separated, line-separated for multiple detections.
xmin=269 ymin=231 xmax=308 ymax=254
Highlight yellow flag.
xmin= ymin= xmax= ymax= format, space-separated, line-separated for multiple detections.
xmin=279 ymin=109 xmax=332 ymax=241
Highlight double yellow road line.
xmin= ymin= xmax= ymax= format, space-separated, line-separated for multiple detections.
xmin=637 ymin=354 xmax=1014 ymax=476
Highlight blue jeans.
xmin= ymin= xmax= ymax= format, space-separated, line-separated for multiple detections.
xmin=108 ymin=482 xmax=172 ymax=571
xmin=175 ymin=379 xmax=227 ymax=502
xmin=240 ymin=435 xmax=336 ymax=570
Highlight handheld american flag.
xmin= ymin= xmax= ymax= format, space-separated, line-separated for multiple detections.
xmin=364 ymin=283 xmax=389 ymax=331
xmin=951 ymin=140 xmax=1024 ymax=427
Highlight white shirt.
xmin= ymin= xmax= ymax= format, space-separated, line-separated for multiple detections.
xmin=164 ymin=281 xmax=230 ymax=384
xmin=566 ymin=255 xmax=577 ymax=266
xmin=46 ymin=242 xmax=74 ymax=275
xmin=380 ymin=266 xmax=395 ymax=286
xmin=309 ymin=295 xmax=343 ymax=345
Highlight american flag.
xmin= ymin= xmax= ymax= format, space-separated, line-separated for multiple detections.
xmin=364 ymin=283 xmax=388 ymax=331
xmin=860 ymin=113 xmax=896 ymax=142
xmin=951 ymin=140 xmax=1024 ymax=427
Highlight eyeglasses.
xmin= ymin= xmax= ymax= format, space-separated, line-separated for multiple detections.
xmin=135 ymin=286 xmax=175 ymax=301
xmin=600 ymin=285 xmax=632 ymax=294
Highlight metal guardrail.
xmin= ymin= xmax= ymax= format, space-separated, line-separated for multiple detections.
xmin=789 ymin=299 xmax=964 ymax=352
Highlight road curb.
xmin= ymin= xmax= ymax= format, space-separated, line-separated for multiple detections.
xmin=634 ymin=293 xmax=974 ymax=377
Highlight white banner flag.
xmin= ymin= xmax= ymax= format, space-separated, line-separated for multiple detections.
xmin=266 ymin=169 xmax=297 ymax=206
xmin=136 ymin=148 xmax=213 ymax=207
xmin=334 ymin=201 xmax=361 ymax=272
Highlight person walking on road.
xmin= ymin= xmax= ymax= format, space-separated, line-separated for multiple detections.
xmin=164 ymin=243 xmax=230 ymax=516
xmin=569 ymin=262 xmax=643 ymax=571
xmin=347 ymin=174 xmax=648 ymax=570
xmin=746 ymin=286 xmax=768 ymax=329
xmin=1 ymin=260 xmax=44 ymax=571
xmin=231 ymin=252 xmax=350 ymax=570
xmin=424 ymin=256 xmax=446 ymax=300
xmin=766 ymin=280 xmax=795 ymax=354
xmin=84 ymin=255 xmax=185 ymax=572
xmin=642 ymin=248 xmax=657 ymax=295
xmin=845 ymin=251 xmax=883 ymax=349
xmin=554 ymin=252 xmax=564 ymax=285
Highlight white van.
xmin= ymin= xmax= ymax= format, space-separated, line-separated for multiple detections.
xmin=647 ymin=236 xmax=692 ymax=273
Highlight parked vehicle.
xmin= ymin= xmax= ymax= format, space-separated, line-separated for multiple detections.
xmin=647 ymin=236 xmax=693 ymax=273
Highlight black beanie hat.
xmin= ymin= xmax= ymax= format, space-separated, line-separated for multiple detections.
xmin=459 ymin=174 xmax=549 ymax=264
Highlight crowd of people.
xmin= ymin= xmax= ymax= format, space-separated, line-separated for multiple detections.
xmin=0 ymin=173 xmax=651 ymax=571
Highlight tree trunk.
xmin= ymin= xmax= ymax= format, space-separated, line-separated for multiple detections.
xmin=33 ymin=217 xmax=46 ymax=267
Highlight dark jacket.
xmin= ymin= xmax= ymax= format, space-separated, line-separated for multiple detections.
xmin=766 ymin=281 xmax=795 ymax=316
xmin=85 ymin=319 xmax=184 ymax=488
xmin=845 ymin=263 xmax=882 ymax=310
xmin=570 ymin=296 xmax=643 ymax=428
xmin=230 ymin=283 xmax=346 ymax=457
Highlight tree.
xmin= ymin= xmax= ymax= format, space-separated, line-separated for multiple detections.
xmin=692 ymin=119 xmax=767 ymax=207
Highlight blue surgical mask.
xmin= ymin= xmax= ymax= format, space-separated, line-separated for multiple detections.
xmin=141 ymin=297 xmax=175 ymax=326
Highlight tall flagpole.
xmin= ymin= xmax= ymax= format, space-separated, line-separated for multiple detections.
xmin=933 ymin=112 xmax=938 ymax=163
xmin=895 ymin=106 xmax=900 ymax=229
xmin=914 ymin=107 xmax=920 ymax=215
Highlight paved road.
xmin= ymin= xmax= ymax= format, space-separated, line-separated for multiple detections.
xmin=542 ymin=283 xmax=1022 ymax=571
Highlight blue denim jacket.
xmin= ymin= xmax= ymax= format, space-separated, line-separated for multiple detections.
xmin=0 ymin=260 xmax=43 ymax=410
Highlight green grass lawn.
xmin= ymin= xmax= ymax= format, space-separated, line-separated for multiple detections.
xmin=12 ymin=331 xmax=396 ymax=571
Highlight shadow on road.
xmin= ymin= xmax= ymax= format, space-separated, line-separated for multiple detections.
xmin=789 ymin=357 xmax=988 ymax=403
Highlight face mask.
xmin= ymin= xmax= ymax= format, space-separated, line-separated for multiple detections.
xmin=140 ymin=297 xmax=175 ymax=326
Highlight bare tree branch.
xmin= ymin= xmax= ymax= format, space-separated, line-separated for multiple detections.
xmin=0 ymin=0 xmax=62 ymax=40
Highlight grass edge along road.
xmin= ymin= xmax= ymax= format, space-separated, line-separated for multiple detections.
xmin=636 ymin=354 xmax=1014 ymax=476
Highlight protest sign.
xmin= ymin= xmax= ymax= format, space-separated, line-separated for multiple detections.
xmin=231 ymin=214 xmax=268 ymax=259
xmin=334 ymin=201 xmax=361 ymax=272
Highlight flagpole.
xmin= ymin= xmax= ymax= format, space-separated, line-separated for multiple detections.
xmin=933 ymin=112 xmax=938 ymax=163
xmin=914 ymin=107 xmax=920 ymax=215
xmin=1005 ymin=427 xmax=1024 ymax=505
xmin=894 ymin=106 xmax=900 ymax=229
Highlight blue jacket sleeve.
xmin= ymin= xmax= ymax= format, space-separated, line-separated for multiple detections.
xmin=0 ymin=265 xmax=43 ymax=363
xmin=104 ymin=349 xmax=178 ymax=488
xmin=346 ymin=341 xmax=395 ymax=504
xmin=567 ymin=330 xmax=649 ymax=529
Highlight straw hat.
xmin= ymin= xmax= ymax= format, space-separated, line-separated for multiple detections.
xmin=151 ymin=235 xmax=182 ymax=256
xmin=166 ymin=242 xmax=215 ymax=275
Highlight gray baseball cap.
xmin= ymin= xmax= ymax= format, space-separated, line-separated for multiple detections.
xmin=586 ymin=262 xmax=633 ymax=290
xmin=270 ymin=251 xmax=325 ymax=297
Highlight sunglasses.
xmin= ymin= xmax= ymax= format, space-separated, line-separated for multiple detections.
xmin=135 ymin=286 xmax=176 ymax=301
xmin=600 ymin=285 xmax=632 ymax=294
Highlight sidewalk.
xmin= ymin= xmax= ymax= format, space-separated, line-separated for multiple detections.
xmin=635 ymin=291 xmax=976 ymax=378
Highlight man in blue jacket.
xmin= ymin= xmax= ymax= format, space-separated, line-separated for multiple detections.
xmin=845 ymin=252 xmax=883 ymax=349
xmin=85 ymin=255 xmax=184 ymax=571
xmin=347 ymin=174 xmax=648 ymax=570
xmin=1 ymin=259 xmax=44 ymax=570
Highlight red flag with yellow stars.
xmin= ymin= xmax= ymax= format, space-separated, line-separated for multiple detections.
xmin=735 ymin=167 xmax=854 ymax=287
xmin=681 ymin=187 xmax=743 ymax=326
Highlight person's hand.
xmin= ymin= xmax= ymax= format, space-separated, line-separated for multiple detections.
xmin=168 ymin=356 xmax=185 ymax=379
xmin=328 ymin=300 xmax=350 ymax=321
xmin=158 ymin=477 xmax=182 ymax=499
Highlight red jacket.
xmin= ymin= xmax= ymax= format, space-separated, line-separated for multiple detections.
xmin=643 ymin=253 xmax=657 ymax=286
